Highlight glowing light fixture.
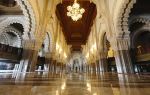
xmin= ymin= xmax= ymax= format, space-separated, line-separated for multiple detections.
xmin=67 ymin=0 xmax=85 ymax=21
xmin=64 ymin=53 xmax=67 ymax=58
xmin=86 ymin=53 xmax=89 ymax=58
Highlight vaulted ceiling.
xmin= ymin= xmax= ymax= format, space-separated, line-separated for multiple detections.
xmin=56 ymin=0 xmax=96 ymax=51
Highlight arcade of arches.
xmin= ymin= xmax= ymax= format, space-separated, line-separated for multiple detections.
xmin=0 ymin=0 xmax=150 ymax=95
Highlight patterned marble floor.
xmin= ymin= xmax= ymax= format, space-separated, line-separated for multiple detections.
xmin=0 ymin=72 xmax=149 ymax=95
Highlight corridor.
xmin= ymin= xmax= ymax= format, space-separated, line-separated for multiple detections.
xmin=0 ymin=72 xmax=149 ymax=95
xmin=0 ymin=0 xmax=150 ymax=95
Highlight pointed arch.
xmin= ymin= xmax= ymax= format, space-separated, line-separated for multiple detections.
xmin=45 ymin=31 xmax=54 ymax=53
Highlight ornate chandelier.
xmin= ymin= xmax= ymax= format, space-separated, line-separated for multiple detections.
xmin=67 ymin=0 xmax=85 ymax=21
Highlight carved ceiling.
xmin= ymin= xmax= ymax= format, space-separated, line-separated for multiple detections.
xmin=0 ymin=0 xmax=22 ymax=15
xmin=56 ymin=0 xmax=96 ymax=51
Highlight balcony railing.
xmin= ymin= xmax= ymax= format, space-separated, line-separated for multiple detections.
xmin=0 ymin=43 xmax=23 ymax=61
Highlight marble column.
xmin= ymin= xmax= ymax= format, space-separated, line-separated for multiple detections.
xmin=98 ymin=51 xmax=108 ymax=72
xmin=48 ymin=58 xmax=53 ymax=72
xmin=113 ymin=39 xmax=134 ymax=74
xmin=51 ymin=60 xmax=55 ymax=73
xmin=53 ymin=60 xmax=57 ymax=73
xmin=28 ymin=50 xmax=38 ymax=72
xmin=86 ymin=65 xmax=89 ymax=73
xmin=89 ymin=64 xmax=92 ymax=73
xmin=62 ymin=64 xmax=65 ymax=72
xmin=57 ymin=62 xmax=61 ymax=72
xmin=130 ymin=48 xmax=137 ymax=72
xmin=45 ymin=52 xmax=54 ymax=72
xmin=19 ymin=40 xmax=35 ymax=72
xmin=95 ymin=60 xmax=99 ymax=72
xmin=49 ymin=59 xmax=53 ymax=72
xmin=91 ymin=63 xmax=96 ymax=74
xmin=27 ymin=40 xmax=43 ymax=72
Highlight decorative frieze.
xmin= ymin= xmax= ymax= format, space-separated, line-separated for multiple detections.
xmin=129 ymin=15 xmax=150 ymax=26
xmin=111 ymin=39 xmax=130 ymax=51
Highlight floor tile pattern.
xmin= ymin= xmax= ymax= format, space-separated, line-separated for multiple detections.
xmin=0 ymin=72 xmax=149 ymax=95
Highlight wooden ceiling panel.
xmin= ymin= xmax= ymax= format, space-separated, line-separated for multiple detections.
xmin=0 ymin=0 xmax=16 ymax=7
xmin=56 ymin=0 xmax=96 ymax=51
xmin=0 ymin=0 xmax=22 ymax=15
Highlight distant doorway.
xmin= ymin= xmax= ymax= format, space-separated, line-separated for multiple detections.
xmin=73 ymin=59 xmax=79 ymax=72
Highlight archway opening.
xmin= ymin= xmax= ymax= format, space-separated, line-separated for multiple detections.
xmin=67 ymin=52 xmax=86 ymax=73
xmin=128 ymin=0 xmax=150 ymax=73
xmin=132 ymin=31 xmax=150 ymax=73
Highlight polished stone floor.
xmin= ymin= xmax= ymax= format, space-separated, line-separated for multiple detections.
xmin=0 ymin=72 xmax=149 ymax=95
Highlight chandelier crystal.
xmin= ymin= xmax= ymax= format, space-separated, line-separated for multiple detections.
xmin=67 ymin=0 xmax=85 ymax=21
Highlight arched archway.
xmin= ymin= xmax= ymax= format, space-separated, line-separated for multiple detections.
xmin=0 ymin=16 xmax=25 ymax=35
xmin=130 ymin=27 xmax=150 ymax=73
xmin=36 ymin=32 xmax=54 ymax=71
xmin=43 ymin=32 xmax=50 ymax=53
xmin=44 ymin=32 xmax=54 ymax=53
xmin=68 ymin=52 xmax=86 ymax=73
xmin=1 ymin=26 xmax=22 ymax=47
xmin=0 ymin=26 xmax=23 ymax=72
xmin=128 ymin=0 xmax=150 ymax=73
xmin=0 ymin=0 xmax=36 ymax=40
xmin=0 ymin=0 xmax=37 ymax=72
xmin=98 ymin=33 xmax=116 ymax=72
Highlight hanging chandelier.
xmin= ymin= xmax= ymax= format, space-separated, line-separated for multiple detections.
xmin=67 ymin=0 xmax=85 ymax=21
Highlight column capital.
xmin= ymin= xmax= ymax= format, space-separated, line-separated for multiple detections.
xmin=111 ymin=38 xmax=130 ymax=51
xmin=99 ymin=51 xmax=107 ymax=59
xmin=22 ymin=40 xmax=35 ymax=50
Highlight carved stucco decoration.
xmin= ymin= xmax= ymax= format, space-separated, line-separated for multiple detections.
xmin=43 ymin=32 xmax=54 ymax=54
xmin=48 ymin=32 xmax=54 ymax=53
xmin=1 ymin=26 xmax=22 ymax=47
xmin=46 ymin=21 xmax=56 ymax=54
xmin=129 ymin=15 xmax=150 ymax=48
xmin=131 ymin=24 xmax=150 ymax=48
xmin=0 ymin=34 xmax=9 ymax=44
xmin=0 ymin=16 xmax=25 ymax=34
xmin=129 ymin=15 xmax=150 ymax=26
xmin=111 ymin=16 xmax=150 ymax=51
xmin=116 ymin=0 xmax=137 ymax=38
xmin=14 ymin=0 xmax=36 ymax=40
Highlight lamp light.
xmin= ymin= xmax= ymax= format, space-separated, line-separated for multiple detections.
xmin=67 ymin=0 xmax=85 ymax=21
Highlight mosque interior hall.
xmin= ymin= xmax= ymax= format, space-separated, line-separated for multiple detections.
xmin=0 ymin=0 xmax=150 ymax=95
